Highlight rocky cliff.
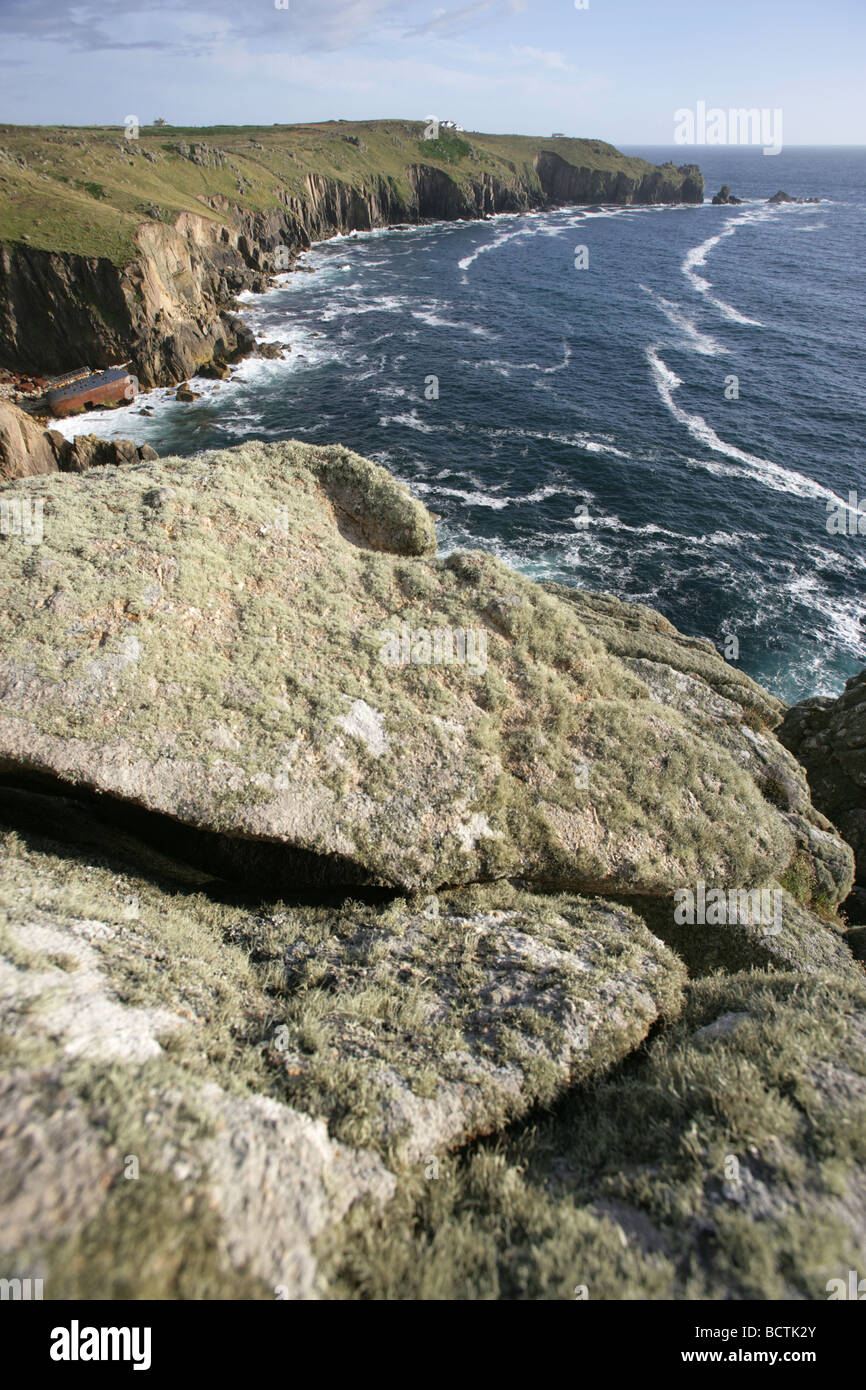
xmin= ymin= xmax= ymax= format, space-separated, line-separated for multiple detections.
xmin=0 ymin=122 xmax=703 ymax=388
xmin=0 ymin=440 xmax=863 ymax=1301
xmin=534 ymin=151 xmax=703 ymax=205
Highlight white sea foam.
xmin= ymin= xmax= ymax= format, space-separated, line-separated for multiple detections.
xmin=640 ymin=284 xmax=728 ymax=357
xmin=681 ymin=207 xmax=774 ymax=326
xmin=317 ymin=293 xmax=415 ymax=321
xmin=646 ymin=345 xmax=866 ymax=520
xmin=378 ymin=410 xmax=439 ymax=434
xmin=458 ymin=224 xmax=537 ymax=274
xmin=410 ymin=308 xmax=494 ymax=337
xmin=413 ymin=482 xmax=510 ymax=510
xmin=471 ymin=342 xmax=573 ymax=376
xmin=522 ymin=427 xmax=630 ymax=459
xmin=456 ymin=206 xmax=647 ymax=276
xmin=783 ymin=572 xmax=866 ymax=659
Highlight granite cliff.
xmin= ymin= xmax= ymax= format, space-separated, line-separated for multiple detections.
xmin=0 ymin=397 xmax=157 ymax=481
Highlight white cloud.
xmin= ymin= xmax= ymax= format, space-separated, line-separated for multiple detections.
xmin=509 ymin=45 xmax=572 ymax=72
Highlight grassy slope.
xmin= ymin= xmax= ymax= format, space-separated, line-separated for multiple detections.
xmin=0 ymin=120 xmax=679 ymax=265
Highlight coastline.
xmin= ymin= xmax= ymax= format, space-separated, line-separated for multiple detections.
xmin=45 ymin=197 xmax=706 ymax=437
xmin=0 ymin=122 xmax=703 ymax=392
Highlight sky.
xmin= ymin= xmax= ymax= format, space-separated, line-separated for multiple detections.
xmin=0 ymin=0 xmax=864 ymax=144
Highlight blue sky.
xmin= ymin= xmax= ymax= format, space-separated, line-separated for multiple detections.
xmin=0 ymin=0 xmax=863 ymax=143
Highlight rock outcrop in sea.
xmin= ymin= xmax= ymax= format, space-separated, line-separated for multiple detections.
xmin=0 ymin=440 xmax=863 ymax=1299
xmin=711 ymin=185 xmax=743 ymax=205
xmin=768 ymin=190 xmax=821 ymax=204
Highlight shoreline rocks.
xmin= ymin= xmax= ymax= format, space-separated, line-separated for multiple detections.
xmin=0 ymin=397 xmax=157 ymax=481
xmin=768 ymin=190 xmax=821 ymax=204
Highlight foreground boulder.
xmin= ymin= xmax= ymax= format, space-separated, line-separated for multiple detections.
xmin=544 ymin=583 xmax=854 ymax=909
xmin=1 ymin=437 xmax=863 ymax=1302
xmin=0 ymin=440 xmax=850 ymax=909
xmin=323 ymin=967 xmax=866 ymax=1299
xmin=0 ymin=805 xmax=863 ymax=1299
xmin=258 ymin=884 xmax=686 ymax=1162
xmin=0 ymin=820 xmax=396 ymax=1297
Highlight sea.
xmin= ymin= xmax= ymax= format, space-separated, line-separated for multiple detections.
xmin=57 ymin=146 xmax=866 ymax=704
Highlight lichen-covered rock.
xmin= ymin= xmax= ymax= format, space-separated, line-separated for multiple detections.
xmin=634 ymin=884 xmax=862 ymax=981
xmin=0 ymin=822 xmax=396 ymax=1298
xmin=257 ymin=884 xmax=686 ymax=1162
xmin=0 ymin=440 xmax=843 ymax=905
xmin=0 ymin=817 xmax=686 ymax=1294
xmin=321 ymin=970 xmax=866 ymax=1300
xmin=547 ymin=583 xmax=855 ymax=909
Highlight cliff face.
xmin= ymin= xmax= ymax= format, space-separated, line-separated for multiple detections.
xmin=0 ymin=241 xmax=134 ymax=378
xmin=534 ymin=150 xmax=704 ymax=205
xmin=0 ymin=134 xmax=703 ymax=388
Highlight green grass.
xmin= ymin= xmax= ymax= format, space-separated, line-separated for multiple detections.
xmin=415 ymin=132 xmax=473 ymax=164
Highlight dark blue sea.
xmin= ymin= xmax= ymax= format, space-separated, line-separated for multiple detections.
xmin=62 ymin=146 xmax=866 ymax=702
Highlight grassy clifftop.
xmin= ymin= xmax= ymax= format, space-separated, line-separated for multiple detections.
xmin=0 ymin=120 xmax=695 ymax=265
